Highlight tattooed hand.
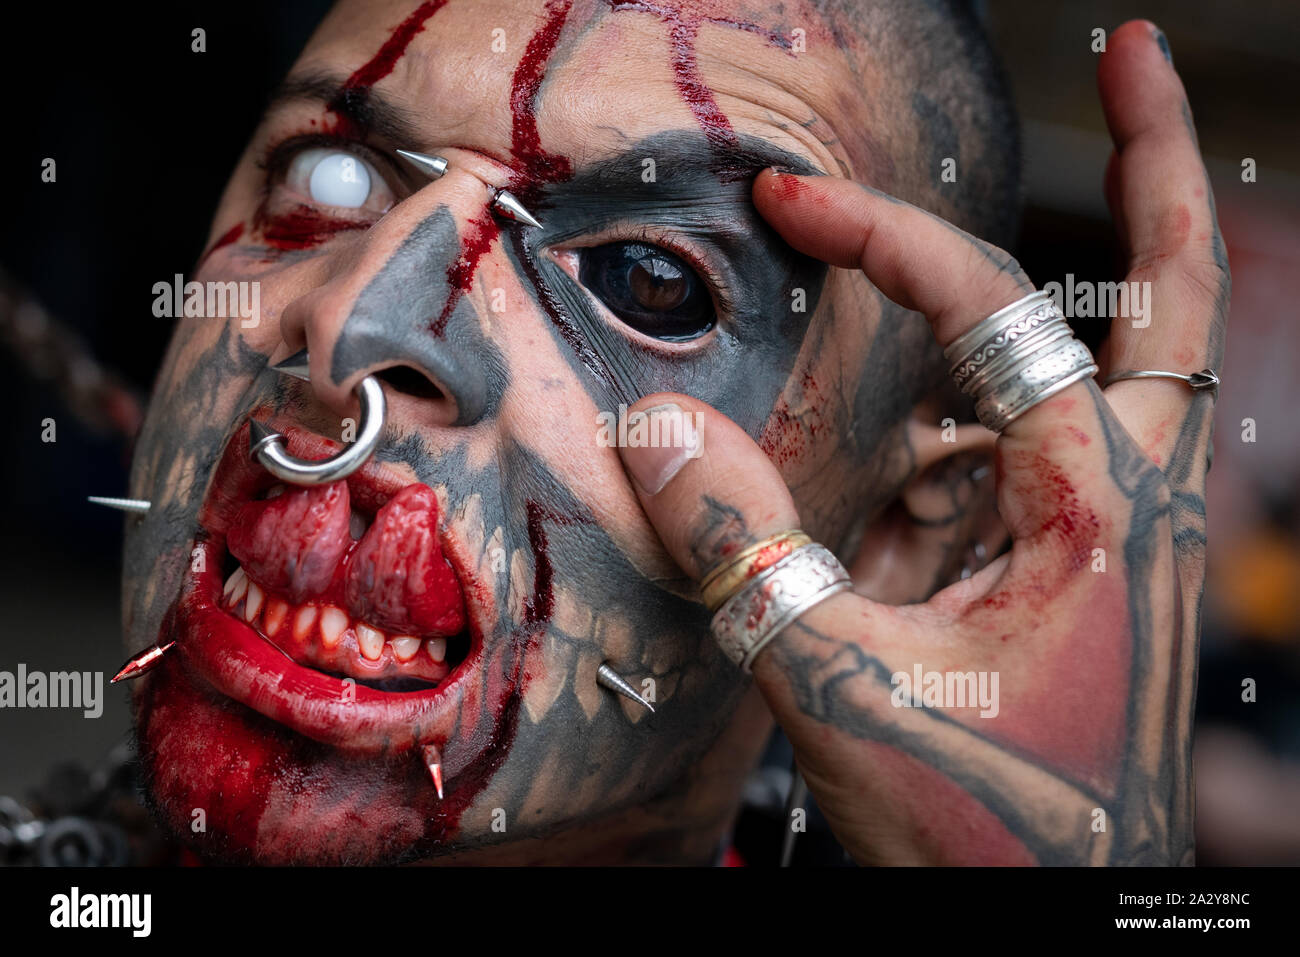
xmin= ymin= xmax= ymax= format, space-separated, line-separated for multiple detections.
xmin=618 ymin=22 xmax=1228 ymax=865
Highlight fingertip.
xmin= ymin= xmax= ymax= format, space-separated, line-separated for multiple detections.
xmin=1097 ymin=20 xmax=1186 ymax=148
xmin=616 ymin=393 xmax=800 ymax=581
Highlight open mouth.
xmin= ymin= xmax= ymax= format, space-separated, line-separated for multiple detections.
xmin=157 ymin=416 xmax=520 ymax=765
xmin=217 ymin=475 xmax=473 ymax=695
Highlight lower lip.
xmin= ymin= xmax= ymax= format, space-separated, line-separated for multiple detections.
xmin=179 ymin=539 xmax=483 ymax=755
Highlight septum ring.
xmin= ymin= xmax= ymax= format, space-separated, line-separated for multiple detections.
xmin=248 ymin=349 xmax=386 ymax=486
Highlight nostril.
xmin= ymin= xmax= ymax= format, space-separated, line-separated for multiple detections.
xmin=376 ymin=366 xmax=445 ymax=401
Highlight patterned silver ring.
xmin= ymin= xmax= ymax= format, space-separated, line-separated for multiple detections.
xmin=946 ymin=291 xmax=1098 ymax=433
xmin=710 ymin=544 xmax=851 ymax=672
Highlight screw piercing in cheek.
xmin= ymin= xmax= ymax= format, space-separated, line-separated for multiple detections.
xmin=596 ymin=663 xmax=655 ymax=714
xmin=396 ymin=148 xmax=543 ymax=229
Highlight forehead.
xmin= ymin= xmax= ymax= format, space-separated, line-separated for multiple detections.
xmin=296 ymin=0 xmax=862 ymax=176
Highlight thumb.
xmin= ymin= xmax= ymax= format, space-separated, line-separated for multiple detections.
xmin=615 ymin=393 xmax=800 ymax=584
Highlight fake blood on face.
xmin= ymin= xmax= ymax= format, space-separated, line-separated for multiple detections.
xmin=430 ymin=0 xmax=575 ymax=337
xmin=602 ymin=1 xmax=793 ymax=175
xmin=508 ymin=0 xmax=576 ymax=198
xmin=254 ymin=204 xmax=369 ymax=252
xmin=325 ymin=0 xmax=450 ymax=133
xmin=199 ymin=222 xmax=244 ymax=265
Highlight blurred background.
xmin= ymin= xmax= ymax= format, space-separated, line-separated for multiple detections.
xmin=1 ymin=1 xmax=1296 ymax=865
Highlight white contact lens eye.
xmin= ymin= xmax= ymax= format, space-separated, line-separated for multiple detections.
xmin=308 ymin=151 xmax=372 ymax=208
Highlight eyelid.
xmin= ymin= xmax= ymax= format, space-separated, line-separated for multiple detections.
xmin=553 ymin=223 xmax=737 ymax=319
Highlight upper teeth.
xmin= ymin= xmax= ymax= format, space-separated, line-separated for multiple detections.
xmin=221 ymin=564 xmax=455 ymax=671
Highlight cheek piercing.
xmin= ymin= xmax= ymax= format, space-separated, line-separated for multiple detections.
xmin=396 ymin=148 xmax=543 ymax=229
xmin=248 ymin=349 xmax=386 ymax=487
xmin=86 ymin=496 xmax=152 ymax=515
xmin=596 ymin=663 xmax=655 ymax=714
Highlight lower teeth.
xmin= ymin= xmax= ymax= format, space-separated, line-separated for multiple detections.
xmin=221 ymin=564 xmax=454 ymax=673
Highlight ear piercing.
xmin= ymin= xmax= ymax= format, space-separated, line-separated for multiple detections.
xmin=248 ymin=350 xmax=386 ymax=487
xmin=596 ymin=663 xmax=655 ymax=714
xmin=396 ymin=148 xmax=543 ymax=229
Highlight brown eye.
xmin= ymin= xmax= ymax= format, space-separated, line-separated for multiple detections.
xmin=579 ymin=241 xmax=715 ymax=342
xmin=627 ymin=256 xmax=688 ymax=311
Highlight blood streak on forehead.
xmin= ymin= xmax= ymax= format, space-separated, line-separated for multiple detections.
xmin=602 ymin=0 xmax=796 ymax=174
xmin=434 ymin=0 xmax=577 ymax=336
xmin=326 ymin=0 xmax=449 ymax=128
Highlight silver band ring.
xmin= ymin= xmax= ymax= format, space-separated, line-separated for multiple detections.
xmin=249 ymin=374 xmax=387 ymax=486
xmin=1104 ymin=368 xmax=1220 ymax=395
xmin=946 ymin=291 xmax=1098 ymax=433
xmin=711 ymin=543 xmax=852 ymax=672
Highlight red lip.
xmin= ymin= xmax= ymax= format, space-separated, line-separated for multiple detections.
xmin=167 ymin=417 xmax=512 ymax=771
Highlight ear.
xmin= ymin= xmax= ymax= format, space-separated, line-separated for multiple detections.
xmin=847 ymin=404 xmax=1008 ymax=604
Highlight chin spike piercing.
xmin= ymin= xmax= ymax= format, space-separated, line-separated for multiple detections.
xmin=111 ymin=640 xmax=176 ymax=683
xmin=422 ymin=743 xmax=445 ymax=799
xmin=87 ymin=496 xmax=152 ymax=515
xmin=490 ymin=189 xmax=543 ymax=229
xmin=395 ymin=149 xmax=449 ymax=179
xmin=596 ymin=663 xmax=655 ymax=714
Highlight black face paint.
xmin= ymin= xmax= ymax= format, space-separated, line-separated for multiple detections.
xmin=330 ymin=205 xmax=509 ymax=425
xmin=505 ymin=129 xmax=828 ymax=435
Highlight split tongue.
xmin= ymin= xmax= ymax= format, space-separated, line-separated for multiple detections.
xmin=228 ymin=482 xmax=352 ymax=603
xmin=346 ymin=484 xmax=466 ymax=637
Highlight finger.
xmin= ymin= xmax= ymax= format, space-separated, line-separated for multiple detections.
xmin=1096 ymin=20 xmax=1229 ymax=462
xmin=613 ymin=391 xmax=901 ymax=644
xmin=753 ymin=170 xmax=1033 ymax=349
xmin=753 ymin=170 xmax=1108 ymax=458
xmin=752 ymin=171 xmax=1137 ymax=591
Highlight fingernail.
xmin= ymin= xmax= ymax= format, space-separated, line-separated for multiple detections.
xmin=1151 ymin=26 xmax=1173 ymax=64
xmin=619 ymin=403 xmax=701 ymax=495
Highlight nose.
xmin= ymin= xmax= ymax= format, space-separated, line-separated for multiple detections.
xmin=279 ymin=165 xmax=511 ymax=427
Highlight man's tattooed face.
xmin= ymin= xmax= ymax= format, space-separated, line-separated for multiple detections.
xmin=122 ymin=0 xmax=949 ymax=864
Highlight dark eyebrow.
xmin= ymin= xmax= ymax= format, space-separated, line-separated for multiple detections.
xmin=265 ymin=69 xmax=421 ymax=144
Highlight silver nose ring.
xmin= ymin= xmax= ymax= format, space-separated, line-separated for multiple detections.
xmin=248 ymin=349 xmax=386 ymax=486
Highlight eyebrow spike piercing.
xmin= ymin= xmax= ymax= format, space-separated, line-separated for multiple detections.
xmin=422 ymin=743 xmax=445 ymax=800
xmin=395 ymin=148 xmax=543 ymax=228
xmin=596 ymin=663 xmax=655 ymax=714
xmin=111 ymin=640 xmax=177 ymax=683
xmin=87 ymin=496 xmax=152 ymax=515
xmin=489 ymin=189 xmax=543 ymax=229
xmin=395 ymin=148 xmax=448 ymax=179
